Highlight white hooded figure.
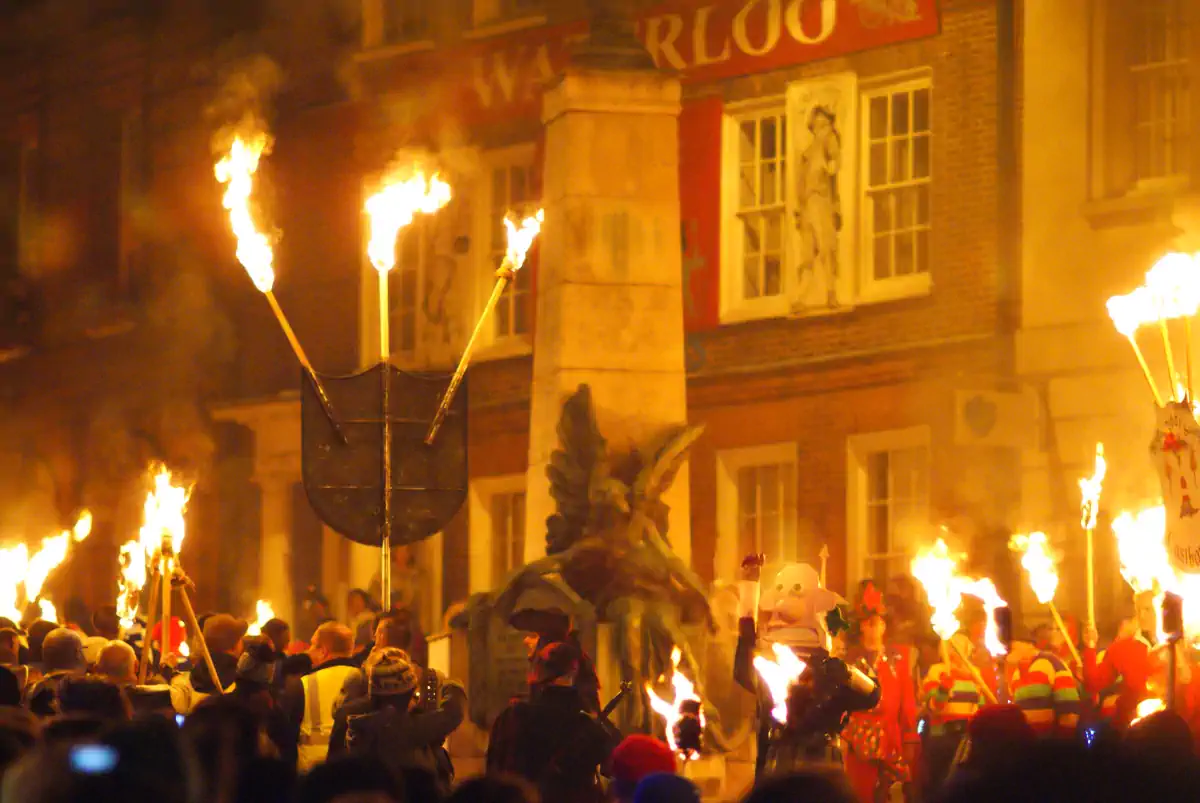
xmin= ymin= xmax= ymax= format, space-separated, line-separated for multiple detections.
xmin=757 ymin=563 xmax=846 ymax=658
xmin=735 ymin=559 xmax=878 ymax=780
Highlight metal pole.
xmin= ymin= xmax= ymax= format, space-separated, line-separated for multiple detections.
xmin=379 ymin=268 xmax=392 ymax=611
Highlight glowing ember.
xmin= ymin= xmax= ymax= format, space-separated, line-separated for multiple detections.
xmin=1009 ymin=531 xmax=1059 ymax=605
xmin=37 ymin=598 xmax=57 ymax=624
xmin=1131 ymin=697 xmax=1166 ymax=725
xmin=911 ymin=538 xmax=1009 ymax=657
xmin=752 ymin=643 xmax=807 ymax=724
xmin=116 ymin=539 xmax=146 ymax=630
xmin=246 ymin=599 xmax=276 ymax=637
xmin=503 ymin=209 xmax=544 ymax=271
xmin=73 ymin=510 xmax=92 ymax=542
xmin=645 ymin=647 xmax=705 ymax=759
xmin=364 ymin=169 xmax=451 ymax=274
xmin=215 ymin=132 xmax=275 ymax=292
xmin=1079 ymin=444 xmax=1106 ymax=530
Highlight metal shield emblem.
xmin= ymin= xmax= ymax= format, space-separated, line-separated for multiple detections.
xmin=300 ymin=365 xmax=467 ymax=547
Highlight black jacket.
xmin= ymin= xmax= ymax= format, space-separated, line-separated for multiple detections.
xmin=335 ymin=686 xmax=466 ymax=797
xmin=486 ymin=685 xmax=619 ymax=803
xmin=191 ymin=652 xmax=238 ymax=695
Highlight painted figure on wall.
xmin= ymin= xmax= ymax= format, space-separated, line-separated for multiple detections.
xmin=792 ymin=104 xmax=842 ymax=312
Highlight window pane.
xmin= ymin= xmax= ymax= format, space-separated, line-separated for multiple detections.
xmin=761 ymin=117 xmax=777 ymax=160
xmin=743 ymin=216 xmax=762 ymax=255
xmin=765 ymin=211 xmax=782 ymax=253
xmin=913 ymin=88 xmax=930 ymax=133
xmin=869 ymin=96 xmax=888 ymax=139
xmin=764 ymin=256 xmax=781 ymax=296
xmin=739 ymin=120 xmax=756 ymax=164
xmin=892 ymin=91 xmax=910 ymax=136
xmin=913 ymin=134 xmax=931 ymax=179
xmin=495 ymin=294 xmax=511 ymax=335
xmin=916 ymin=184 xmax=930 ymax=224
xmin=740 ymin=165 xmax=757 ymax=209
xmin=890 ymin=138 xmax=910 ymax=182
xmin=873 ymin=191 xmax=892 ymax=234
xmin=870 ymin=143 xmax=887 ymax=186
xmin=510 ymin=166 xmax=528 ymax=205
xmin=869 ymin=503 xmax=889 ymax=554
xmin=895 ymin=232 xmax=914 ymax=276
xmin=761 ymin=162 xmax=778 ymax=205
xmin=514 ymin=291 xmax=529 ymax=334
xmin=873 ymin=237 xmax=890 ymax=280
xmin=896 ymin=187 xmax=914 ymax=229
xmin=744 ymin=257 xmax=761 ymax=299
xmin=867 ymin=452 xmax=889 ymax=502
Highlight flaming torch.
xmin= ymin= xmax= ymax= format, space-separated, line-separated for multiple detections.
xmin=425 ymin=208 xmax=543 ymax=445
xmin=246 ymin=599 xmax=276 ymax=637
xmin=1079 ymin=443 xmax=1106 ymax=631
xmin=1107 ymin=287 xmax=1165 ymax=405
xmin=645 ymin=647 xmax=705 ymax=761
xmin=753 ymin=642 xmax=808 ymax=724
xmin=116 ymin=538 xmax=146 ymax=631
xmin=363 ymin=164 xmax=452 ymax=609
xmin=214 ymin=130 xmax=346 ymax=444
xmin=20 ymin=509 xmax=93 ymax=623
xmin=911 ymin=539 xmax=1002 ymax=704
xmin=1009 ymin=531 xmax=1081 ymax=668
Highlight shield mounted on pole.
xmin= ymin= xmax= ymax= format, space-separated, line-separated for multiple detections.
xmin=300 ymin=365 xmax=467 ymax=547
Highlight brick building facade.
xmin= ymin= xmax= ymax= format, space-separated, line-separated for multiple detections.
xmin=0 ymin=0 xmax=1026 ymax=633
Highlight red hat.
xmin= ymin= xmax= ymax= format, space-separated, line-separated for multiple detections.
xmin=528 ymin=641 xmax=580 ymax=686
xmin=150 ymin=617 xmax=187 ymax=654
xmin=610 ymin=735 xmax=677 ymax=798
xmin=855 ymin=579 xmax=887 ymax=620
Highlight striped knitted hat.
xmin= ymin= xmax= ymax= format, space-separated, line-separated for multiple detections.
xmin=367 ymin=647 xmax=417 ymax=697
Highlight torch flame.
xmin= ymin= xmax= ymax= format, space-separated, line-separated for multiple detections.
xmin=1009 ymin=531 xmax=1059 ymax=605
xmin=73 ymin=510 xmax=92 ymax=543
xmin=37 ymin=598 xmax=57 ymax=624
xmin=1111 ymin=505 xmax=1200 ymax=643
xmin=503 ymin=209 xmax=544 ymax=271
xmin=644 ymin=647 xmax=705 ymax=759
xmin=140 ymin=465 xmax=189 ymax=559
xmin=215 ymin=132 xmax=275 ymax=293
xmin=365 ymin=169 xmax=452 ymax=274
xmin=911 ymin=538 xmax=1009 ymax=656
xmin=1079 ymin=444 xmax=1106 ymax=530
xmin=1146 ymin=252 xmax=1200 ymax=322
xmin=116 ymin=539 xmax=146 ymax=630
xmin=1131 ymin=697 xmax=1166 ymax=725
xmin=0 ymin=544 xmax=28 ymax=622
xmin=752 ymin=643 xmax=808 ymax=724
xmin=246 ymin=599 xmax=276 ymax=637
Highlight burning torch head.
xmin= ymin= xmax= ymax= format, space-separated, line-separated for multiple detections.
xmin=673 ymin=698 xmax=704 ymax=759
xmin=760 ymin=564 xmax=844 ymax=653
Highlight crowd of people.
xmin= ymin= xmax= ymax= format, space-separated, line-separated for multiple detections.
xmin=0 ymin=576 xmax=1196 ymax=803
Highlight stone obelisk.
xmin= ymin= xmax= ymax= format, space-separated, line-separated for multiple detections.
xmin=525 ymin=0 xmax=691 ymax=564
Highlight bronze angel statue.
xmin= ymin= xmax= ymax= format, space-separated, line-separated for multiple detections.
xmin=502 ymin=384 xmax=716 ymax=730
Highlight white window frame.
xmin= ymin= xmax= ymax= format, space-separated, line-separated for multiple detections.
xmin=714 ymin=442 xmax=799 ymax=583
xmin=858 ymin=75 xmax=933 ymax=304
xmin=1128 ymin=0 xmax=1192 ymax=187
xmin=719 ymin=97 xmax=791 ymax=324
xmin=472 ymin=143 xmax=538 ymax=360
xmin=845 ymin=426 xmax=931 ymax=590
xmin=468 ymin=474 xmax=527 ymax=593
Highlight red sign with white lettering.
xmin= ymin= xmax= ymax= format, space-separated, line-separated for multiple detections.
xmin=365 ymin=0 xmax=940 ymax=126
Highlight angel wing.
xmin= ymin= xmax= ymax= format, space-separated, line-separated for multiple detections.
xmin=545 ymin=385 xmax=608 ymax=554
xmin=633 ymin=424 xmax=706 ymax=508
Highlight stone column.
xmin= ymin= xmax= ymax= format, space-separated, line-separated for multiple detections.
xmin=525 ymin=60 xmax=691 ymax=565
xmin=257 ymin=474 xmax=296 ymax=627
